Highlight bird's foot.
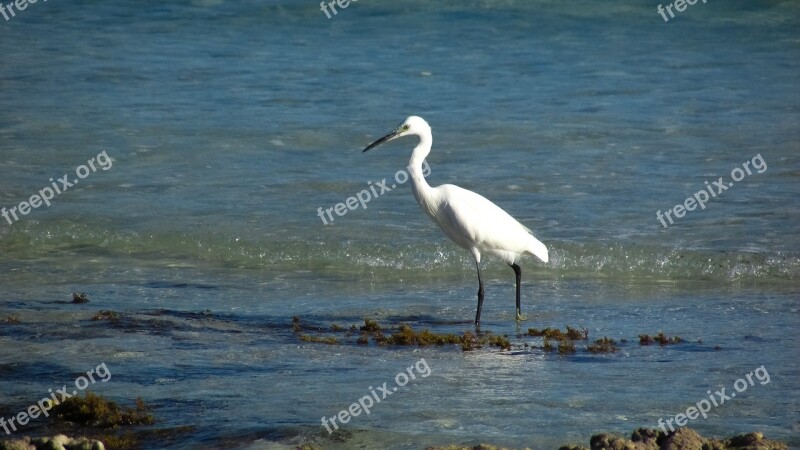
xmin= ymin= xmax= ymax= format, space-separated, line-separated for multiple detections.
xmin=515 ymin=310 xmax=527 ymax=321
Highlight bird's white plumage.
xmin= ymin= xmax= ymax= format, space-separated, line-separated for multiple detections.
xmin=363 ymin=115 xmax=547 ymax=324
xmin=423 ymin=183 xmax=548 ymax=265
xmin=389 ymin=116 xmax=548 ymax=266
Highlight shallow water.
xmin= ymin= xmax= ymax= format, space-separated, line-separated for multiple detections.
xmin=1 ymin=0 xmax=799 ymax=448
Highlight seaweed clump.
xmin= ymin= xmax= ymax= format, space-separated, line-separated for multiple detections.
xmin=557 ymin=339 xmax=576 ymax=354
xmin=486 ymin=334 xmax=511 ymax=351
xmin=587 ymin=337 xmax=617 ymax=353
xmin=1 ymin=315 xmax=20 ymax=325
xmin=53 ymin=392 xmax=154 ymax=428
xmin=292 ymin=316 xmax=302 ymax=332
xmin=376 ymin=323 xmax=510 ymax=351
xmin=528 ymin=326 xmax=587 ymax=341
xmin=528 ymin=326 xmax=587 ymax=354
xmin=289 ymin=318 xmax=709 ymax=356
xmin=72 ymin=292 xmax=90 ymax=304
xmin=299 ymin=334 xmax=339 ymax=345
xmin=460 ymin=331 xmax=480 ymax=351
xmin=381 ymin=324 xmax=462 ymax=346
xmin=361 ymin=318 xmax=381 ymax=332
xmin=91 ymin=310 xmax=121 ymax=322
xmin=292 ymin=317 xmax=339 ymax=345
xmin=292 ymin=317 xmax=512 ymax=352
xmin=639 ymin=332 xmax=682 ymax=346
xmin=2 ymin=394 xmax=193 ymax=450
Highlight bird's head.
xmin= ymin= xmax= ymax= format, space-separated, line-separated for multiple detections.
xmin=363 ymin=116 xmax=430 ymax=152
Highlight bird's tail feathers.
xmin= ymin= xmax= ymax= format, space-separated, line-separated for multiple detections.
xmin=526 ymin=236 xmax=549 ymax=263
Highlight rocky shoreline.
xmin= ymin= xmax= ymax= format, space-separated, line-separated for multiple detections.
xmin=3 ymin=427 xmax=787 ymax=450
xmin=565 ymin=428 xmax=787 ymax=450
xmin=426 ymin=428 xmax=788 ymax=450
xmin=0 ymin=435 xmax=104 ymax=450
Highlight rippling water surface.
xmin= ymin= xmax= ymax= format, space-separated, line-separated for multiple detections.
xmin=1 ymin=1 xmax=798 ymax=448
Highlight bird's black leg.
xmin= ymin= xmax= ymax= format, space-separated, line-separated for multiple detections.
xmin=475 ymin=261 xmax=485 ymax=327
xmin=509 ymin=263 xmax=525 ymax=321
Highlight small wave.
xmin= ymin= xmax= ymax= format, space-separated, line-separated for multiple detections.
xmin=2 ymin=221 xmax=797 ymax=283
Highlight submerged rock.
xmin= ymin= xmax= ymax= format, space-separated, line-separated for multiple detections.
xmin=0 ymin=315 xmax=20 ymax=325
xmin=638 ymin=332 xmax=682 ymax=346
xmin=0 ymin=435 xmax=104 ymax=450
xmin=581 ymin=428 xmax=787 ymax=450
xmin=71 ymin=293 xmax=89 ymax=304
xmin=659 ymin=427 xmax=704 ymax=450
xmin=52 ymin=392 xmax=154 ymax=428
xmin=427 ymin=428 xmax=788 ymax=450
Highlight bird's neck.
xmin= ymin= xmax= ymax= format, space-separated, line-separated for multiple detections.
xmin=408 ymin=136 xmax=436 ymax=214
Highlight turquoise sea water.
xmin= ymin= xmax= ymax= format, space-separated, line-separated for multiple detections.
xmin=1 ymin=1 xmax=799 ymax=448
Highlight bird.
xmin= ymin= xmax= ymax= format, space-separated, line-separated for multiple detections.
xmin=363 ymin=116 xmax=549 ymax=326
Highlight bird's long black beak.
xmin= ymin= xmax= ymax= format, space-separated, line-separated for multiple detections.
xmin=363 ymin=128 xmax=401 ymax=153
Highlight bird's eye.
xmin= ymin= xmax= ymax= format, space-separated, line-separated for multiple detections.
xmin=403 ymin=125 xmax=410 ymax=131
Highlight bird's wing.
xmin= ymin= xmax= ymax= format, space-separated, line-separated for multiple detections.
xmin=435 ymin=184 xmax=548 ymax=263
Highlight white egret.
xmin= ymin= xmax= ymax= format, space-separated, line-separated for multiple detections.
xmin=363 ymin=116 xmax=548 ymax=326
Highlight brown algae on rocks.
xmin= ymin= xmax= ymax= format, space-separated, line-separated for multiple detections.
xmin=527 ymin=326 xmax=587 ymax=354
xmin=291 ymin=315 xmax=302 ymax=332
xmin=639 ymin=332 xmax=682 ymax=346
xmin=360 ymin=318 xmax=381 ymax=332
xmin=423 ymin=427 xmax=788 ymax=450
xmin=1 ymin=315 xmax=20 ymax=325
xmin=0 ymin=390 xmax=198 ymax=450
xmin=291 ymin=318 xmax=696 ymax=355
xmin=373 ymin=322 xmax=510 ymax=351
xmin=292 ymin=316 xmax=340 ymax=345
xmin=581 ymin=427 xmax=787 ymax=450
xmin=72 ymin=292 xmax=90 ymax=304
xmin=527 ymin=326 xmax=588 ymax=341
xmin=298 ymin=334 xmax=340 ymax=345
xmin=91 ymin=310 xmax=121 ymax=322
xmin=0 ymin=435 xmax=106 ymax=450
xmin=379 ymin=324 xmax=461 ymax=346
xmin=53 ymin=392 xmax=154 ymax=428
xmin=292 ymin=317 xmax=511 ymax=351
xmin=22 ymin=392 xmax=160 ymax=449
xmin=587 ymin=337 xmax=617 ymax=353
